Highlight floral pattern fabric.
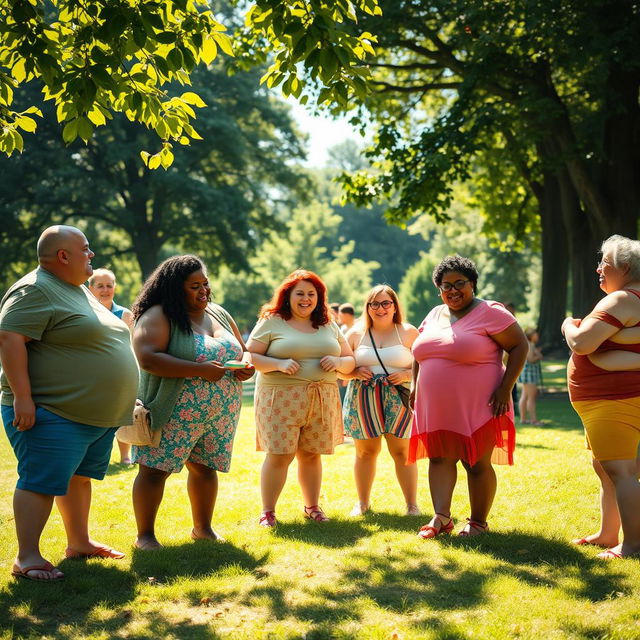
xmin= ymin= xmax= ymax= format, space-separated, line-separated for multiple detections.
xmin=132 ymin=332 xmax=242 ymax=473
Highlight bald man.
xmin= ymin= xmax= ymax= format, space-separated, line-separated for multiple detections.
xmin=0 ymin=226 xmax=139 ymax=581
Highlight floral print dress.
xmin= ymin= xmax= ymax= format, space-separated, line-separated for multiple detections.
xmin=132 ymin=332 xmax=243 ymax=473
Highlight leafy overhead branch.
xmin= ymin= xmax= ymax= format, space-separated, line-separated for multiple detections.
xmin=0 ymin=0 xmax=381 ymax=161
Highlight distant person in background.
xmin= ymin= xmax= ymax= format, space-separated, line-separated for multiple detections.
xmin=338 ymin=303 xmax=356 ymax=333
xmin=88 ymin=268 xmax=133 ymax=329
xmin=247 ymin=270 xmax=354 ymax=527
xmin=504 ymin=302 xmax=519 ymax=416
xmin=0 ymin=225 xmax=138 ymax=581
xmin=341 ymin=285 xmax=419 ymax=516
xmin=518 ymin=328 xmax=543 ymax=425
xmin=330 ymin=302 xmax=340 ymax=323
xmin=88 ymin=268 xmax=134 ymax=464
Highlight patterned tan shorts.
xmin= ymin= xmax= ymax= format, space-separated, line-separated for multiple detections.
xmin=254 ymin=381 xmax=344 ymax=454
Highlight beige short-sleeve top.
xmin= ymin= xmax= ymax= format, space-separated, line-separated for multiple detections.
xmin=250 ymin=315 xmax=344 ymax=386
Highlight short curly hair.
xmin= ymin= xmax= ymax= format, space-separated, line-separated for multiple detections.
xmin=432 ymin=255 xmax=479 ymax=292
xmin=132 ymin=255 xmax=206 ymax=333
xmin=601 ymin=235 xmax=640 ymax=281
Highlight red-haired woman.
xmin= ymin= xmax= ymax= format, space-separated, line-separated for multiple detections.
xmin=246 ymin=270 xmax=355 ymax=527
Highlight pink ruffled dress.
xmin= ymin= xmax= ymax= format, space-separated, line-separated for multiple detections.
xmin=408 ymin=300 xmax=516 ymax=466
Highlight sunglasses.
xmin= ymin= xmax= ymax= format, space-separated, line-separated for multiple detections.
xmin=368 ymin=300 xmax=394 ymax=310
xmin=439 ymin=279 xmax=471 ymax=292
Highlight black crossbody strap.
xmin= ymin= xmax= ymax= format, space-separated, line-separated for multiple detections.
xmin=368 ymin=328 xmax=390 ymax=376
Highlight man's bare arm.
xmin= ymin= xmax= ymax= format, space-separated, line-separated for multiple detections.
xmin=0 ymin=330 xmax=35 ymax=430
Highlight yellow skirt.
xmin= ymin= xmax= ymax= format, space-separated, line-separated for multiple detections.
xmin=572 ymin=396 xmax=640 ymax=460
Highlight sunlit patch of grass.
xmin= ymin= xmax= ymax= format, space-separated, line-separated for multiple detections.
xmin=2 ymin=394 xmax=640 ymax=639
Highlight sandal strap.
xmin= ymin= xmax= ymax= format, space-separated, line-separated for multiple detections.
xmin=304 ymin=505 xmax=329 ymax=521
xmin=259 ymin=511 xmax=276 ymax=525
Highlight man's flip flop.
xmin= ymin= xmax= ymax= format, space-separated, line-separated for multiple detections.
xmin=65 ymin=546 xmax=125 ymax=559
xmin=597 ymin=549 xmax=624 ymax=559
xmin=11 ymin=561 xmax=64 ymax=581
xmin=572 ymin=537 xmax=609 ymax=548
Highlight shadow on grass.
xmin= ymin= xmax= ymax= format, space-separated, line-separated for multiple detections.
xmin=439 ymin=532 xmax=626 ymax=602
xmin=272 ymin=512 xmax=421 ymax=547
xmin=236 ymin=532 xmax=628 ymax=637
xmin=1 ymin=563 xmax=136 ymax=638
xmin=130 ymin=539 xmax=266 ymax=580
xmin=2 ymin=541 xmax=265 ymax=639
xmin=516 ymin=442 xmax=554 ymax=450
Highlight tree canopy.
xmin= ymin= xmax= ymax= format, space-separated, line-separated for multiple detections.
xmin=0 ymin=59 xmax=307 ymax=281
xmin=338 ymin=0 xmax=640 ymax=348
xmin=0 ymin=0 xmax=380 ymax=161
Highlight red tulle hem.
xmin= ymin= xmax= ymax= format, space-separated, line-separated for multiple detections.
xmin=408 ymin=415 xmax=515 ymax=466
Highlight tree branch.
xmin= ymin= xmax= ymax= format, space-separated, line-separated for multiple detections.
xmin=372 ymin=80 xmax=461 ymax=93
xmin=367 ymin=61 xmax=442 ymax=71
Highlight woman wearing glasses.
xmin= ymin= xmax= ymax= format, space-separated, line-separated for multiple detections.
xmin=409 ymin=256 xmax=527 ymax=538
xmin=341 ymin=285 xmax=419 ymax=516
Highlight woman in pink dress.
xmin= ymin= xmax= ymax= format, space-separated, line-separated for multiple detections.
xmin=409 ymin=256 xmax=527 ymax=538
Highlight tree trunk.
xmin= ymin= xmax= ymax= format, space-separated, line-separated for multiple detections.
xmin=553 ymin=168 xmax=602 ymax=317
xmin=536 ymin=170 xmax=569 ymax=353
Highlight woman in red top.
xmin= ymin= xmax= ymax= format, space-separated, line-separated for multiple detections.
xmin=562 ymin=234 xmax=640 ymax=559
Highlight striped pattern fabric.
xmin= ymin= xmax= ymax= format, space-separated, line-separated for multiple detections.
xmin=343 ymin=374 xmax=413 ymax=440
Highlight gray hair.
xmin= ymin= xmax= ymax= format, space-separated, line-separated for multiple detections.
xmin=601 ymin=235 xmax=640 ymax=280
xmin=88 ymin=268 xmax=116 ymax=286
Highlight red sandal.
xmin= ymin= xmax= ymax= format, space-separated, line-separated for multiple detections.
xmin=259 ymin=511 xmax=277 ymax=528
xmin=458 ymin=518 xmax=489 ymax=536
xmin=417 ymin=513 xmax=454 ymax=539
xmin=304 ymin=505 xmax=329 ymax=522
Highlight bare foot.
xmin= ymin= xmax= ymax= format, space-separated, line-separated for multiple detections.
xmin=135 ymin=534 xmax=162 ymax=550
xmin=191 ymin=527 xmax=225 ymax=542
xmin=64 ymin=537 xmax=125 ymax=559
xmin=572 ymin=534 xmax=618 ymax=548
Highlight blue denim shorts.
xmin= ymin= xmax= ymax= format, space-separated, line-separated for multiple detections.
xmin=2 ymin=405 xmax=117 ymax=496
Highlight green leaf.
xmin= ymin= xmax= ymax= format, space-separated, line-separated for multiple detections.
xmin=201 ymin=37 xmax=218 ymax=65
xmin=132 ymin=22 xmax=147 ymax=48
xmin=154 ymin=31 xmax=177 ymax=44
xmin=77 ymin=117 xmax=94 ymax=142
xmin=148 ymin=153 xmax=162 ymax=169
xmin=181 ymin=92 xmax=206 ymax=107
xmin=15 ymin=115 xmax=37 ymax=133
xmin=167 ymin=47 xmax=184 ymax=71
xmin=212 ymin=32 xmax=234 ymax=57
xmin=62 ymin=119 xmax=78 ymax=144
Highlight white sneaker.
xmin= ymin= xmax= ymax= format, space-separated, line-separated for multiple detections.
xmin=406 ymin=504 xmax=421 ymax=516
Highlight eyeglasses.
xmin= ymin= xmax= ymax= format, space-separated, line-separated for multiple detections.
xmin=597 ymin=259 xmax=612 ymax=269
xmin=439 ymin=279 xmax=471 ymax=292
xmin=368 ymin=300 xmax=394 ymax=310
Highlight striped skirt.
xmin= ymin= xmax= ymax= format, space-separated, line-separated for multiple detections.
xmin=343 ymin=374 xmax=412 ymax=440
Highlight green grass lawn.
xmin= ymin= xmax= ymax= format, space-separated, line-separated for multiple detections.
xmin=2 ymin=366 xmax=640 ymax=639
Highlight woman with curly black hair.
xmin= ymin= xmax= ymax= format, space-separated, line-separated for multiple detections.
xmin=130 ymin=255 xmax=254 ymax=549
xmin=409 ymin=255 xmax=527 ymax=539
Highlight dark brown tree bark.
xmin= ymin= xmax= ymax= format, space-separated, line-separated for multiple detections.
xmin=533 ymin=170 xmax=570 ymax=352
